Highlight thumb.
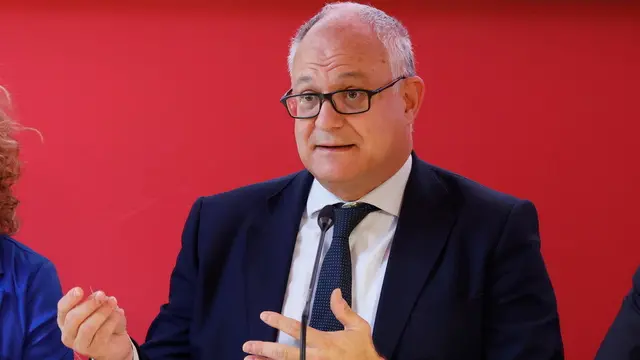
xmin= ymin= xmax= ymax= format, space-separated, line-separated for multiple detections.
xmin=330 ymin=288 xmax=368 ymax=331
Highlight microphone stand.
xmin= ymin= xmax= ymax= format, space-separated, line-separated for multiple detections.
xmin=300 ymin=205 xmax=334 ymax=360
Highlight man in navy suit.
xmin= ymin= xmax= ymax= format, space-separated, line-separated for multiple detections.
xmin=57 ymin=2 xmax=563 ymax=359
xmin=595 ymin=265 xmax=640 ymax=359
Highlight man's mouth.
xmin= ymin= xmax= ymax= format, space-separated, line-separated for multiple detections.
xmin=315 ymin=144 xmax=355 ymax=151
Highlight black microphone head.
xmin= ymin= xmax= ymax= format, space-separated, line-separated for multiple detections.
xmin=317 ymin=204 xmax=335 ymax=231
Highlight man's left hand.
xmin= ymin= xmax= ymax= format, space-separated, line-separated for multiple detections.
xmin=243 ymin=288 xmax=383 ymax=360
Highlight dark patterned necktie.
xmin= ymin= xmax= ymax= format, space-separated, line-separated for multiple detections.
xmin=309 ymin=202 xmax=379 ymax=332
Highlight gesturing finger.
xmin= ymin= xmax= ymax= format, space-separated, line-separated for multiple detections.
xmin=243 ymin=341 xmax=308 ymax=360
xmin=73 ymin=296 xmax=118 ymax=354
xmin=259 ymin=311 xmax=327 ymax=348
xmin=57 ymin=287 xmax=84 ymax=329
xmin=87 ymin=306 xmax=125 ymax=354
xmin=61 ymin=291 xmax=110 ymax=347
xmin=99 ymin=307 xmax=126 ymax=337
xmin=330 ymin=288 xmax=370 ymax=331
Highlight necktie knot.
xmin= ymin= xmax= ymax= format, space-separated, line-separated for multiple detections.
xmin=332 ymin=202 xmax=379 ymax=240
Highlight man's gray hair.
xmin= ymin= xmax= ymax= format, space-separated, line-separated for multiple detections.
xmin=287 ymin=2 xmax=416 ymax=78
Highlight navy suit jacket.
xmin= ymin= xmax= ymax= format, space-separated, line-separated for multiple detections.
xmin=595 ymin=265 xmax=640 ymax=359
xmin=135 ymin=153 xmax=563 ymax=359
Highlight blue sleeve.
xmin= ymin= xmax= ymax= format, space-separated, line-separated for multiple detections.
xmin=138 ymin=197 xmax=204 ymax=360
xmin=24 ymin=260 xmax=74 ymax=360
xmin=484 ymin=200 xmax=564 ymax=359
xmin=595 ymin=265 xmax=640 ymax=359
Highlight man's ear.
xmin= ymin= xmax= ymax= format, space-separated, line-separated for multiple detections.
xmin=403 ymin=76 xmax=425 ymax=120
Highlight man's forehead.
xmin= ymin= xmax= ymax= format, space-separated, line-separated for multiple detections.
xmin=290 ymin=16 xmax=389 ymax=87
xmin=294 ymin=71 xmax=369 ymax=87
xmin=296 ymin=16 xmax=383 ymax=58
xmin=291 ymin=40 xmax=386 ymax=87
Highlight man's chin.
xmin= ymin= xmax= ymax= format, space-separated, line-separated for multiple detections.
xmin=310 ymin=166 xmax=359 ymax=184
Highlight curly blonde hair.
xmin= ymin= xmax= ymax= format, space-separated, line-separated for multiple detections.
xmin=0 ymin=86 xmax=21 ymax=235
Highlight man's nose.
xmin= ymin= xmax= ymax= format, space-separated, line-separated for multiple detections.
xmin=314 ymin=101 xmax=345 ymax=130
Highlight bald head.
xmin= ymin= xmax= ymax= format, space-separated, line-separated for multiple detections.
xmin=287 ymin=2 xmax=415 ymax=79
xmin=292 ymin=15 xmax=391 ymax=90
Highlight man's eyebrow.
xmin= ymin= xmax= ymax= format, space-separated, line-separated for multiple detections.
xmin=294 ymin=75 xmax=313 ymax=87
xmin=293 ymin=71 xmax=368 ymax=88
xmin=337 ymin=71 xmax=367 ymax=80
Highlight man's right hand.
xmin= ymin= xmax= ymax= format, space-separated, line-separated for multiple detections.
xmin=57 ymin=287 xmax=133 ymax=360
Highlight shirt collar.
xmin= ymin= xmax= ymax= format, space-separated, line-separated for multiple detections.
xmin=306 ymin=154 xmax=413 ymax=218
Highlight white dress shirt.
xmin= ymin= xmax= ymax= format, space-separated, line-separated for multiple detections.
xmin=131 ymin=155 xmax=413 ymax=359
xmin=277 ymin=154 xmax=412 ymax=346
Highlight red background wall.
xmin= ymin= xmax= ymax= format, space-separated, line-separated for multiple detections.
xmin=1 ymin=1 xmax=639 ymax=358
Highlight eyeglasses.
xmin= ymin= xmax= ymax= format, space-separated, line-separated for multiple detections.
xmin=279 ymin=76 xmax=406 ymax=119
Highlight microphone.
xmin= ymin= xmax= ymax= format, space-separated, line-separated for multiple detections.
xmin=300 ymin=204 xmax=335 ymax=360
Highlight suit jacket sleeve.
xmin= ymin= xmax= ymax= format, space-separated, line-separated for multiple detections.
xmin=595 ymin=266 xmax=640 ymax=360
xmin=484 ymin=200 xmax=564 ymax=359
xmin=135 ymin=197 xmax=204 ymax=360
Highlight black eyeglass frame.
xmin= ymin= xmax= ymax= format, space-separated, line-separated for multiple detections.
xmin=279 ymin=76 xmax=407 ymax=119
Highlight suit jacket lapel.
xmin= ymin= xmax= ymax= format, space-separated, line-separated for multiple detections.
xmin=245 ymin=170 xmax=314 ymax=343
xmin=372 ymin=154 xmax=458 ymax=358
